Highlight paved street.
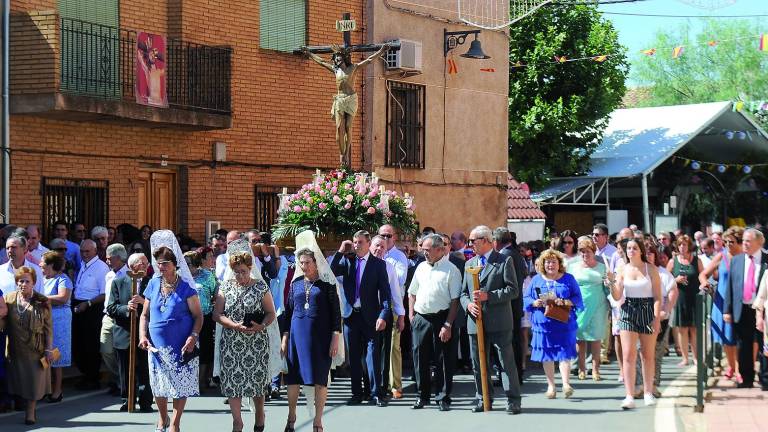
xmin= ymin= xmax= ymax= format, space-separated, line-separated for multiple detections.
xmin=0 ymin=357 xmax=694 ymax=432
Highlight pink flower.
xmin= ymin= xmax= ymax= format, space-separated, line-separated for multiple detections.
xmin=337 ymin=171 xmax=344 ymax=179
xmin=344 ymin=183 xmax=352 ymax=190
xmin=361 ymin=199 xmax=370 ymax=208
xmin=367 ymin=207 xmax=376 ymax=214
xmin=314 ymin=185 xmax=322 ymax=193
xmin=331 ymin=186 xmax=338 ymax=194
xmin=319 ymin=190 xmax=327 ymax=197
xmin=368 ymin=189 xmax=378 ymax=198
xmin=333 ymin=195 xmax=342 ymax=204
xmin=306 ymin=197 xmax=314 ymax=204
xmin=293 ymin=205 xmax=302 ymax=212
xmin=302 ymin=205 xmax=310 ymax=212
xmin=333 ymin=180 xmax=339 ymax=187
xmin=318 ymin=202 xmax=327 ymax=210
xmin=344 ymin=203 xmax=352 ymax=210
xmin=345 ymin=194 xmax=354 ymax=202
xmin=303 ymin=192 xmax=310 ymax=199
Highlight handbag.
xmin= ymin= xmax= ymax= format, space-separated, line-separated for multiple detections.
xmin=544 ymin=302 xmax=572 ymax=323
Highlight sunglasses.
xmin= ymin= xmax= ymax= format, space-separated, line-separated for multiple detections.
xmin=467 ymin=238 xmax=484 ymax=245
xmin=379 ymin=234 xmax=393 ymax=239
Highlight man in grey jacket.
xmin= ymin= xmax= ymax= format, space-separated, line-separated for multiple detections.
xmin=460 ymin=225 xmax=522 ymax=414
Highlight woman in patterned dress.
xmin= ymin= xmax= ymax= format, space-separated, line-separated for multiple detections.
xmin=213 ymin=251 xmax=276 ymax=432
xmin=40 ymin=251 xmax=73 ymax=403
xmin=139 ymin=242 xmax=203 ymax=432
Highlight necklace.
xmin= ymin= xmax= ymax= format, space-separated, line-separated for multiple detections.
xmin=303 ymin=278 xmax=316 ymax=310
xmin=16 ymin=295 xmax=31 ymax=315
xmin=159 ymin=275 xmax=178 ymax=313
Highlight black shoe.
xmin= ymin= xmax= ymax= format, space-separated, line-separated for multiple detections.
xmin=411 ymin=399 xmax=427 ymax=409
xmin=119 ymin=402 xmax=128 ymax=412
xmin=24 ymin=418 xmax=36 ymax=425
xmin=139 ymin=405 xmax=154 ymax=413
xmin=506 ymin=401 xmax=522 ymax=415
xmin=270 ymin=388 xmax=281 ymax=400
xmin=374 ymin=396 xmax=388 ymax=407
xmin=47 ymin=393 xmax=63 ymax=403
xmin=737 ymin=383 xmax=754 ymax=389
xmin=438 ymin=400 xmax=450 ymax=411
xmin=346 ymin=396 xmax=364 ymax=406
xmin=471 ymin=400 xmax=491 ymax=413
xmin=761 ymin=386 xmax=768 ymax=392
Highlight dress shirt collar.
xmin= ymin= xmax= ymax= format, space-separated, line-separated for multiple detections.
xmin=82 ymin=255 xmax=100 ymax=270
xmin=480 ymin=250 xmax=492 ymax=261
xmin=356 ymin=252 xmax=370 ymax=261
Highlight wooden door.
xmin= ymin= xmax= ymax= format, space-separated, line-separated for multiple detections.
xmin=137 ymin=169 xmax=177 ymax=231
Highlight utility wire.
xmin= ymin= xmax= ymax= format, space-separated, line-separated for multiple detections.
xmin=602 ymin=11 xmax=768 ymax=18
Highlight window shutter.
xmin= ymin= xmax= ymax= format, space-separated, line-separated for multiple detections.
xmin=260 ymin=0 xmax=306 ymax=52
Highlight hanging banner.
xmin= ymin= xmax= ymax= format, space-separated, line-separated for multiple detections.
xmin=135 ymin=32 xmax=168 ymax=108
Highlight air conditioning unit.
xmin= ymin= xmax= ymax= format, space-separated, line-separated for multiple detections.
xmin=385 ymin=39 xmax=422 ymax=73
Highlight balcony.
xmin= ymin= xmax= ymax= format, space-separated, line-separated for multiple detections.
xmin=10 ymin=11 xmax=232 ymax=130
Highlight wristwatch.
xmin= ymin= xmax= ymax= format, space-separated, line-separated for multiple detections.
xmin=190 ymin=331 xmax=199 ymax=339
xmin=443 ymin=322 xmax=452 ymax=328
xmin=87 ymin=300 xmax=92 ymax=308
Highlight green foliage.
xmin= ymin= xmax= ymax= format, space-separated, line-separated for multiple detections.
xmin=630 ymin=19 xmax=768 ymax=129
xmin=271 ymin=169 xmax=418 ymax=241
xmin=508 ymin=4 xmax=628 ymax=189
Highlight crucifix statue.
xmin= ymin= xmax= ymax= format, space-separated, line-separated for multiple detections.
xmin=297 ymin=13 xmax=399 ymax=169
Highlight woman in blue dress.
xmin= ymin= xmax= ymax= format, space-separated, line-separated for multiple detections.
xmin=282 ymin=248 xmax=342 ymax=432
xmin=699 ymin=226 xmax=743 ymax=381
xmin=525 ymin=249 xmax=583 ymax=399
xmin=41 ymin=251 xmax=73 ymax=403
xmin=0 ymin=286 xmax=7 ymax=411
xmin=139 ymin=233 xmax=203 ymax=432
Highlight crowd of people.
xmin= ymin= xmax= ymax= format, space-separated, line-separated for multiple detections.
xmin=0 ymin=220 xmax=767 ymax=430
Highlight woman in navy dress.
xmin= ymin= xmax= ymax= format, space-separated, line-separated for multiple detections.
xmin=139 ymin=241 xmax=203 ymax=432
xmin=281 ymin=248 xmax=342 ymax=432
xmin=524 ymin=249 xmax=583 ymax=399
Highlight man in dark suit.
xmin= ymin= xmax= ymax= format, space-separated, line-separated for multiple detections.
xmin=724 ymin=228 xmax=768 ymax=389
xmin=460 ymin=225 xmax=522 ymax=414
xmin=493 ymin=227 xmax=528 ymax=385
xmin=331 ymin=230 xmax=392 ymax=406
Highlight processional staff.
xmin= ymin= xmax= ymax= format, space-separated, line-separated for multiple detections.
xmin=127 ymin=269 xmax=146 ymax=413
xmin=466 ymin=266 xmax=491 ymax=412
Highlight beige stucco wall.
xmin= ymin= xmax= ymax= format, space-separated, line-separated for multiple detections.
xmin=365 ymin=0 xmax=509 ymax=234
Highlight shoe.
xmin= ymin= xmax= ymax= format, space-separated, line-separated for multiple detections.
xmin=506 ymin=401 xmax=522 ymax=415
xmin=254 ymin=424 xmax=265 ymax=432
xmin=633 ymin=389 xmax=643 ymax=399
xmin=38 ymin=393 xmax=50 ymax=402
xmin=284 ymin=417 xmax=296 ymax=432
xmin=600 ymin=357 xmax=610 ymax=365
xmin=270 ymin=388 xmax=281 ymax=400
xmin=736 ymin=382 xmax=754 ymax=389
xmin=761 ymin=386 xmax=768 ymax=392
xmin=411 ymin=399 xmax=427 ymax=409
xmin=618 ymin=375 xmax=624 ymax=383
xmin=438 ymin=400 xmax=450 ymax=411
xmin=652 ymin=389 xmax=662 ymax=398
xmin=724 ymin=367 xmax=735 ymax=379
xmin=346 ymin=396 xmax=363 ymax=406
xmin=676 ymin=360 xmax=689 ymax=367
xmin=545 ymin=387 xmax=556 ymax=399
xmin=47 ymin=393 xmax=64 ymax=403
xmin=578 ymin=371 xmax=586 ymax=380
xmin=621 ymin=396 xmax=635 ymax=410
xmin=392 ymin=389 xmax=403 ymax=399
xmin=593 ymin=372 xmax=602 ymax=382
xmin=374 ymin=396 xmax=388 ymax=407
xmin=139 ymin=405 xmax=154 ymax=413
xmin=119 ymin=401 xmax=128 ymax=412
xmin=563 ymin=385 xmax=574 ymax=399
xmin=155 ymin=417 xmax=170 ymax=432
xmin=735 ymin=374 xmax=744 ymax=384
xmin=24 ymin=418 xmax=36 ymax=425
xmin=471 ymin=400 xmax=491 ymax=413
xmin=644 ymin=393 xmax=657 ymax=406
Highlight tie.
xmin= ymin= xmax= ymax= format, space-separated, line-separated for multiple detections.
xmin=744 ymin=255 xmax=756 ymax=302
xmin=355 ymin=257 xmax=364 ymax=302
xmin=480 ymin=255 xmax=487 ymax=267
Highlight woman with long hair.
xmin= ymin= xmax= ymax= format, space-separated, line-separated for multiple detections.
xmin=668 ymin=235 xmax=704 ymax=366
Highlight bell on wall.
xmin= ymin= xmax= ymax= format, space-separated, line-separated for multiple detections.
xmin=461 ymin=35 xmax=490 ymax=60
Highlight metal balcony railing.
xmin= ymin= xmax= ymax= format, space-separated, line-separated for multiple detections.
xmin=60 ymin=17 xmax=231 ymax=114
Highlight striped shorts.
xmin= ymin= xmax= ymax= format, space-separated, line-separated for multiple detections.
xmin=618 ymin=297 xmax=655 ymax=334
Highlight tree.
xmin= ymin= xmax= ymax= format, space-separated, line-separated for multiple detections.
xmin=631 ymin=19 xmax=768 ymax=129
xmin=508 ymin=4 xmax=628 ymax=190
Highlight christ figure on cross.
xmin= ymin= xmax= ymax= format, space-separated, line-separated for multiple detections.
xmin=301 ymin=43 xmax=390 ymax=168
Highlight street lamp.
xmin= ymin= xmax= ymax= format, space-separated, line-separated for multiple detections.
xmin=444 ymin=29 xmax=490 ymax=59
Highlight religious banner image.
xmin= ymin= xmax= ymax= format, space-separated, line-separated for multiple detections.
xmin=135 ymin=32 xmax=168 ymax=108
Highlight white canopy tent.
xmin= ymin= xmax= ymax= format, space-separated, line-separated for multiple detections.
xmin=532 ymin=101 xmax=768 ymax=230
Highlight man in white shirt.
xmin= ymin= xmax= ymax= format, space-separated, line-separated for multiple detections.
xmin=25 ymin=224 xmax=49 ymax=265
xmin=0 ymin=234 xmax=44 ymax=294
xmin=371 ymin=234 xmax=406 ymax=400
xmin=592 ymin=223 xmax=617 ymax=264
xmin=408 ymin=234 xmax=462 ymax=411
xmin=72 ymin=239 xmax=110 ymax=390
xmin=216 ymin=230 xmax=242 ymax=281
xmin=101 ymin=243 xmax=129 ymax=395
xmin=377 ymin=224 xmax=408 ymax=398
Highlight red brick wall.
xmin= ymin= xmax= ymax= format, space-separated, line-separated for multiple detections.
xmin=8 ymin=0 xmax=367 ymax=242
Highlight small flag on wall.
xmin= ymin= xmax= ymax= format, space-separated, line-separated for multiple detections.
xmin=760 ymin=34 xmax=768 ymax=51
xmin=672 ymin=46 xmax=684 ymax=59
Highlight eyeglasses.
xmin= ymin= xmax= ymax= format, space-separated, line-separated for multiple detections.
xmin=562 ymin=240 xmax=574 ymax=245
xmin=379 ymin=234 xmax=393 ymax=239
xmin=591 ymin=232 xmax=605 ymax=237
xmin=467 ymin=238 xmax=485 ymax=245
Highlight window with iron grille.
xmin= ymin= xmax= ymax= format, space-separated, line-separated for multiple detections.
xmin=42 ymin=177 xmax=109 ymax=241
xmin=259 ymin=0 xmax=306 ymax=52
xmin=254 ymin=185 xmax=282 ymax=232
xmin=386 ymin=81 xmax=425 ymax=168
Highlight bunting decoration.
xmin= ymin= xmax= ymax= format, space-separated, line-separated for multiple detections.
xmin=672 ymin=156 xmax=768 ymax=174
xmin=593 ymin=55 xmax=608 ymax=63
xmin=760 ymin=34 xmax=768 ymax=51
xmin=642 ymin=48 xmax=657 ymax=56
xmin=672 ymin=46 xmax=685 ymax=59
xmin=554 ymin=55 xmax=568 ymax=63
xmin=707 ymin=40 xmax=718 ymax=47
xmin=447 ymin=58 xmax=458 ymax=74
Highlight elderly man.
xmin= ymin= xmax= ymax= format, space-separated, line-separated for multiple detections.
xmin=450 ymin=231 xmax=469 ymax=261
xmin=52 ymin=220 xmax=82 ymax=272
xmin=215 ymin=230 xmax=241 ymax=281
xmin=25 ymin=224 xmax=49 ymax=265
xmin=370 ymin=234 xmax=406 ymax=400
xmin=92 ymin=226 xmax=110 ymax=262
xmin=377 ymin=224 xmax=408 ymax=398
xmin=106 ymin=253 xmax=153 ymax=412
xmin=72 ymin=239 xmax=110 ymax=390
xmin=724 ymin=228 xmax=768 ymax=389
xmin=460 ymin=225 xmax=521 ymax=414
xmin=101 ymin=243 xmax=129 ymax=396
xmin=0 ymin=234 xmax=44 ymax=294
xmin=408 ymin=234 xmax=462 ymax=411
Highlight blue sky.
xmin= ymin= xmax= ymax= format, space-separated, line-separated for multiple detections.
xmin=598 ymin=0 xmax=768 ymax=80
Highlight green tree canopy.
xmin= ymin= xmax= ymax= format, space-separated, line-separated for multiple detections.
xmin=509 ymin=4 xmax=628 ymax=190
xmin=630 ymin=19 xmax=768 ymax=128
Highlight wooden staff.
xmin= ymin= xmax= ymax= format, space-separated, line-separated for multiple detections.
xmin=466 ymin=266 xmax=490 ymax=412
xmin=127 ymin=269 xmax=146 ymax=413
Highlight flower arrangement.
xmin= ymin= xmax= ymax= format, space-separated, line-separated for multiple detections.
xmin=272 ymin=169 xmax=418 ymax=242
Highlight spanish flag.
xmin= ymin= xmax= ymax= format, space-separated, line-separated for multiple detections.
xmin=593 ymin=55 xmax=608 ymax=63
xmin=760 ymin=34 xmax=768 ymax=52
xmin=672 ymin=46 xmax=684 ymax=59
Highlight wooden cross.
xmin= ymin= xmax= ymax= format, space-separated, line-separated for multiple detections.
xmin=294 ymin=12 xmax=399 ymax=56
xmin=126 ymin=269 xmax=146 ymax=413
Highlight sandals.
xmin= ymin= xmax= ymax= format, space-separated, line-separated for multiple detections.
xmin=284 ymin=417 xmax=296 ymax=432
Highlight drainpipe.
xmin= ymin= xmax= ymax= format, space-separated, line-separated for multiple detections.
xmin=1 ymin=0 xmax=9 ymax=223
xmin=642 ymin=174 xmax=651 ymax=233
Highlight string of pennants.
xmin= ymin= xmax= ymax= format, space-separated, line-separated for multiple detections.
xmin=671 ymin=155 xmax=766 ymax=174
xmin=509 ymin=33 xmax=768 ymax=69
